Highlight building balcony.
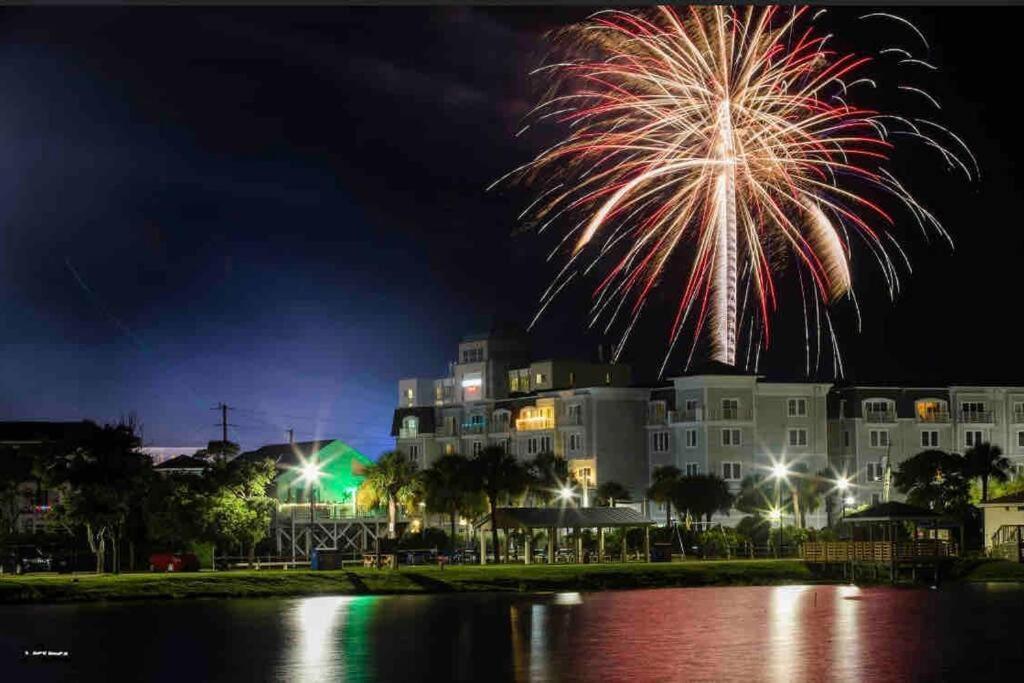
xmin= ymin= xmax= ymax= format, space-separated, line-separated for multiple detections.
xmin=674 ymin=409 xmax=702 ymax=422
xmin=704 ymin=407 xmax=753 ymax=422
xmin=1013 ymin=410 xmax=1024 ymax=424
xmin=398 ymin=428 xmax=419 ymax=439
xmin=436 ymin=423 xmax=458 ymax=437
xmin=490 ymin=421 xmax=512 ymax=434
xmin=958 ymin=410 xmax=995 ymax=424
xmin=864 ymin=410 xmax=897 ymax=424
xmin=916 ymin=412 xmax=950 ymax=424
xmin=462 ymin=422 xmax=486 ymax=435
xmin=516 ymin=416 xmax=555 ymax=431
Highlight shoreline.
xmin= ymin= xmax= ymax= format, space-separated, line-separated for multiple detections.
xmin=1 ymin=559 xmax=1021 ymax=605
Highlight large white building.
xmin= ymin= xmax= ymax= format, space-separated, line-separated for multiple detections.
xmin=392 ymin=331 xmax=1024 ymax=528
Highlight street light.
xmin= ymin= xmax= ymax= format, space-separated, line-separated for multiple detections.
xmin=300 ymin=462 xmax=323 ymax=529
xmin=768 ymin=461 xmax=790 ymax=558
xmin=835 ymin=475 xmax=852 ymax=524
xmin=558 ymin=486 xmax=575 ymax=504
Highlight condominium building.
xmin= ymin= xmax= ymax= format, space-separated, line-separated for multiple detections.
xmin=391 ymin=331 xmax=1024 ymax=528
xmin=391 ymin=329 xmax=642 ymax=500
xmin=828 ymin=384 xmax=1024 ymax=508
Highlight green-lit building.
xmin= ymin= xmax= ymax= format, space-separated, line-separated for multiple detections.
xmin=237 ymin=439 xmax=372 ymax=507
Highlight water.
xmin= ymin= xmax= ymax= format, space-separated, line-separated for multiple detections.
xmin=2 ymin=584 xmax=1023 ymax=681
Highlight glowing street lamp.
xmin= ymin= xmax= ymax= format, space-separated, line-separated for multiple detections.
xmin=558 ymin=486 xmax=576 ymax=506
xmin=770 ymin=462 xmax=791 ymax=481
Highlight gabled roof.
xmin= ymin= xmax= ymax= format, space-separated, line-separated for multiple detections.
xmin=391 ymin=407 xmax=436 ymax=436
xmin=979 ymin=491 xmax=1024 ymax=506
xmin=475 ymin=506 xmax=654 ymax=530
xmin=154 ymin=454 xmax=208 ymax=471
xmin=236 ymin=440 xmax=335 ymax=468
xmin=843 ymin=501 xmax=942 ymax=522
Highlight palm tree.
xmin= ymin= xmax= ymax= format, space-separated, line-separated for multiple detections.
xmin=964 ymin=442 xmax=1011 ymax=502
xmin=595 ymin=481 xmax=630 ymax=508
xmin=358 ymin=450 xmax=419 ymax=539
xmin=420 ymin=454 xmax=482 ymax=552
xmin=471 ymin=445 xmax=530 ymax=563
xmin=734 ymin=473 xmax=771 ymax=517
xmin=527 ymin=451 xmax=571 ymax=506
xmin=647 ymin=465 xmax=682 ymax=527
xmin=790 ymin=464 xmax=830 ymax=529
xmin=672 ymin=474 xmax=733 ymax=524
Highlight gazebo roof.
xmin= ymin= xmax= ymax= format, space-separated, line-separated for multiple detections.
xmin=475 ymin=507 xmax=654 ymax=530
xmin=843 ymin=501 xmax=943 ymax=523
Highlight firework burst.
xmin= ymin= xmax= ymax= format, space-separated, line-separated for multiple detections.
xmin=497 ymin=6 xmax=974 ymax=376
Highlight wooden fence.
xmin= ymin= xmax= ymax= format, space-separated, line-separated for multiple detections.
xmin=801 ymin=540 xmax=957 ymax=564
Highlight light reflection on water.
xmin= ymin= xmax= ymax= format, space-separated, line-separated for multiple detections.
xmin=5 ymin=583 xmax=1024 ymax=682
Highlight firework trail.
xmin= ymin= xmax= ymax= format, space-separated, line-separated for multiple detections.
xmin=497 ymin=6 xmax=973 ymax=375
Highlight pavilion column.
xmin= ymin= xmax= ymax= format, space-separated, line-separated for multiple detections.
xmin=524 ymin=532 xmax=531 ymax=565
xmin=644 ymin=526 xmax=651 ymax=563
xmin=480 ymin=528 xmax=486 ymax=565
xmin=548 ymin=527 xmax=556 ymax=564
xmin=598 ymin=527 xmax=605 ymax=563
xmin=574 ymin=527 xmax=583 ymax=564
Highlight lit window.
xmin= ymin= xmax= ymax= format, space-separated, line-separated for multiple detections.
xmin=788 ymin=428 xmax=808 ymax=447
xmin=685 ymin=429 xmax=697 ymax=448
xmin=921 ymin=430 xmax=939 ymax=448
xmin=535 ymin=373 xmax=545 ymax=385
xmin=444 ymin=443 xmax=454 ymax=455
xmin=722 ymin=429 xmax=741 ymax=446
xmin=402 ymin=416 xmax=419 ymax=437
xmin=916 ymin=400 xmax=945 ymax=421
xmin=787 ymin=398 xmax=807 ymax=417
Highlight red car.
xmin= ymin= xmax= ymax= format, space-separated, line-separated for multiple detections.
xmin=149 ymin=552 xmax=200 ymax=572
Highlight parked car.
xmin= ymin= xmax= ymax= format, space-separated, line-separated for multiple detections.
xmin=149 ymin=552 xmax=200 ymax=572
xmin=0 ymin=545 xmax=66 ymax=575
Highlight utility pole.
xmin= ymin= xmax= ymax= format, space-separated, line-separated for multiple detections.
xmin=211 ymin=403 xmax=235 ymax=460
xmin=287 ymin=428 xmax=294 ymax=445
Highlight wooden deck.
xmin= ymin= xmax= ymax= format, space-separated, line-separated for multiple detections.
xmin=802 ymin=540 xmax=957 ymax=564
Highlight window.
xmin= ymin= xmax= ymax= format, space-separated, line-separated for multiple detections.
xmin=461 ymin=348 xmax=483 ymax=363
xmin=921 ymin=430 xmax=939 ymax=448
xmin=916 ymin=400 xmax=946 ymax=421
xmin=649 ymin=402 xmax=667 ymax=423
xmin=843 ymin=430 xmax=851 ymax=448
xmin=869 ymin=430 xmax=889 ymax=448
xmin=444 ymin=443 xmax=455 ymax=455
xmin=1015 ymin=402 xmax=1024 ymax=420
xmin=961 ymin=401 xmax=986 ymax=414
xmin=722 ymin=462 xmax=742 ymax=480
xmin=527 ymin=438 xmax=538 ymax=455
xmin=722 ymin=428 xmax=741 ymax=446
xmin=435 ymin=385 xmax=443 ymax=402
xmin=685 ymin=399 xmax=699 ymax=412
xmin=540 ymin=435 xmax=552 ymax=453
xmin=404 ymin=388 xmax=414 ymax=403
xmin=472 ymin=441 xmax=482 ymax=455
xmin=722 ymin=399 xmax=739 ymax=420
xmin=409 ymin=444 xmax=420 ymax=460
xmin=865 ymin=400 xmax=890 ymax=414
xmin=871 ymin=493 xmax=881 ymax=506
xmin=402 ymin=416 xmax=419 ymax=437
xmin=566 ymin=404 xmax=582 ymax=424
xmin=788 ymin=428 xmax=808 ymax=447
xmin=685 ymin=429 xmax=698 ymax=448
xmin=576 ymin=467 xmax=593 ymax=487
xmin=535 ymin=373 xmax=546 ymax=385
xmin=569 ymin=371 xmax=575 ymax=387
xmin=685 ymin=462 xmax=700 ymax=476
xmin=652 ymin=431 xmax=670 ymax=452
xmin=1018 ymin=431 xmax=1024 ymax=448
xmin=787 ymin=398 xmax=807 ymax=417
xmin=865 ymin=461 xmax=884 ymax=481
xmin=568 ymin=433 xmax=582 ymax=452
xmin=965 ymin=430 xmax=984 ymax=448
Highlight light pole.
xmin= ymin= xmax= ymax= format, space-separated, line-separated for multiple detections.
xmin=768 ymin=507 xmax=782 ymax=558
xmin=769 ymin=461 xmax=790 ymax=558
xmin=836 ymin=476 xmax=852 ymax=525
xmin=300 ymin=462 xmax=322 ymax=557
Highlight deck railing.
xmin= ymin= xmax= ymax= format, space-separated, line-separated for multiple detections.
xmin=991 ymin=525 xmax=1024 ymax=562
xmin=801 ymin=540 xmax=957 ymax=563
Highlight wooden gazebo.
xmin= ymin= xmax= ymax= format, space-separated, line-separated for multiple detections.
xmin=474 ymin=507 xmax=655 ymax=564
xmin=803 ymin=501 xmax=962 ymax=582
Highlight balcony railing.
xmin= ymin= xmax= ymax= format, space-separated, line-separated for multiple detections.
xmin=916 ymin=411 xmax=950 ymax=423
xmin=704 ymin=407 xmax=753 ymax=421
xmin=490 ymin=420 xmax=512 ymax=434
xmin=436 ymin=423 xmax=458 ymax=437
xmin=562 ymin=413 xmax=583 ymax=426
xmin=864 ymin=409 xmax=897 ymax=423
xmin=398 ymin=428 xmax=419 ymax=439
xmin=462 ymin=422 xmax=486 ymax=435
xmin=675 ymin=409 xmax=702 ymax=422
xmin=516 ymin=416 xmax=555 ymax=431
xmin=1014 ymin=410 xmax=1024 ymax=424
xmin=958 ymin=410 xmax=995 ymax=424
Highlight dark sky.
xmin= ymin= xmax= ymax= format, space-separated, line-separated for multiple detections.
xmin=1 ymin=7 xmax=1021 ymax=456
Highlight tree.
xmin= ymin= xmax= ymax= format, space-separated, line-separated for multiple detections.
xmin=49 ymin=422 xmax=152 ymax=573
xmin=527 ymin=451 xmax=571 ymax=506
xmin=145 ymin=472 xmax=214 ymax=552
xmin=963 ymin=442 xmax=1010 ymax=502
xmin=358 ymin=450 xmax=419 ymax=539
xmin=734 ymin=472 xmax=777 ymax=517
xmin=892 ymin=450 xmax=970 ymax=513
xmin=420 ymin=454 xmax=483 ymax=552
xmin=647 ymin=465 xmax=682 ymax=527
xmin=672 ymin=474 xmax=733 ymax=524
xmin=595 ymin=481 xmax=630 ymax=508
xmin=471 ymin=446 xmax=530 ymax=563
xmin=790 ymin=465 xmax=830 ymax=529
xmin=196 ymin=440 xmax=240 ymax=462
xmin=205 ymin=458 xmax=278 ymax=566
xmin=0 ymin=446 xmax=36 ymax=535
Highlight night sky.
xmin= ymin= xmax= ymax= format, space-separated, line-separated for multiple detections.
xmin=1 ymin=7 xmax=1022 ymax=457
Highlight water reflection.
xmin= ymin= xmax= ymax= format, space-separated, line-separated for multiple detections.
xmin=282 ymin=595 xmax=377 ymax=682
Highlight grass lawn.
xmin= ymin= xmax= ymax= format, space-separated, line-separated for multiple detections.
xmin=0 ymin=559 xmax=818 ymax=604
xmin=950 ymin=558 xmax=1024 ymax=582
